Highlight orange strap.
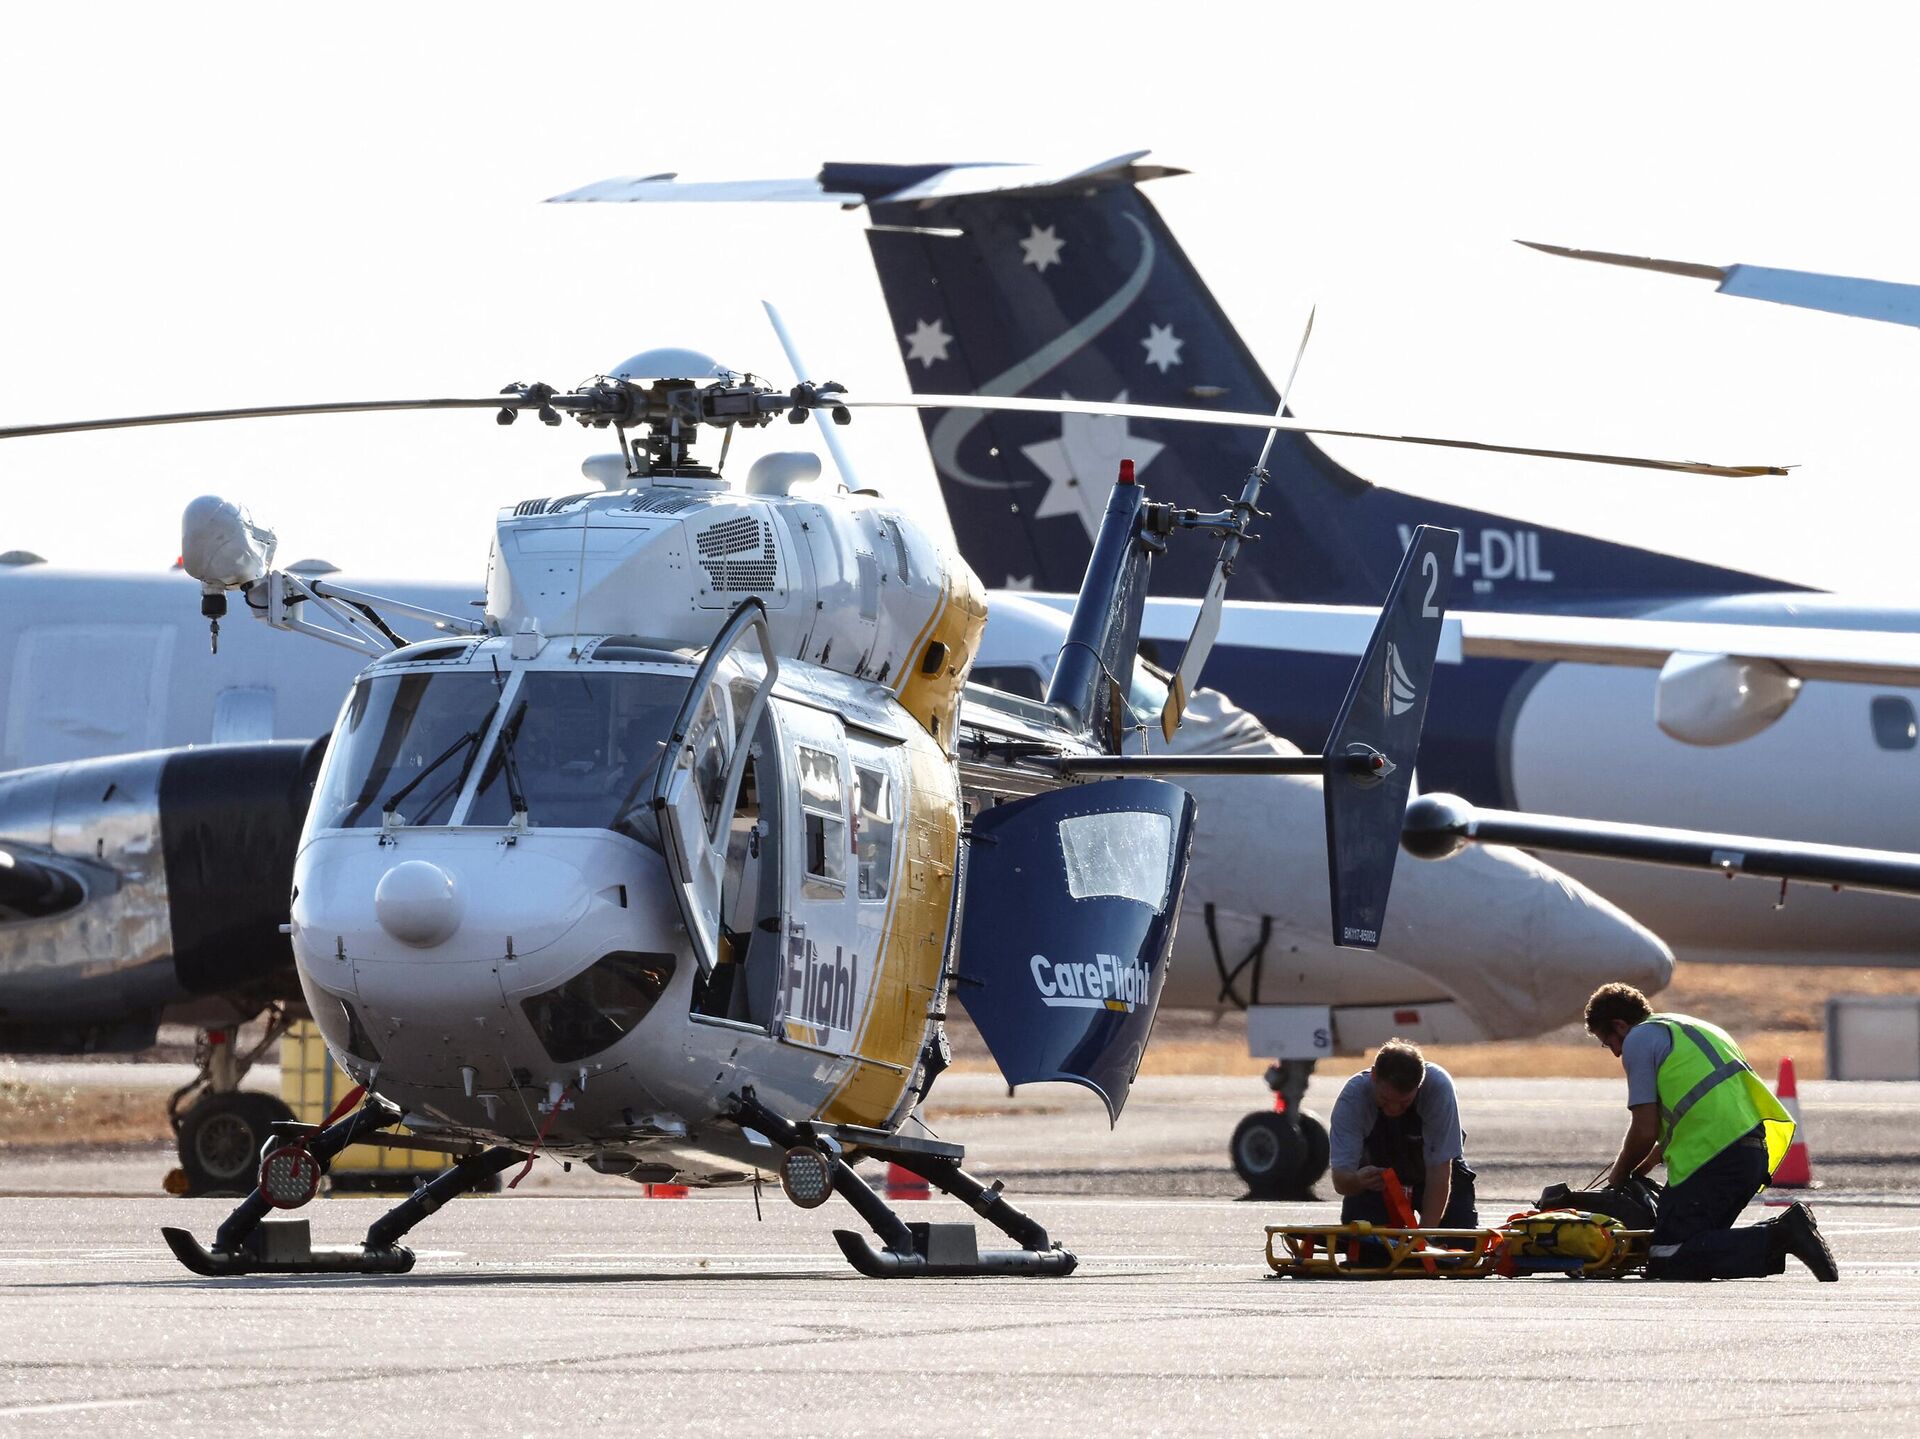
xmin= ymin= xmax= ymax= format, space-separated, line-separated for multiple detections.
xmin=1382 ymin=1172 xmax=1437 ymax=1276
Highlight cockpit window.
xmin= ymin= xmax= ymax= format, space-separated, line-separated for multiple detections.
xmin=466 ymin=670 xmax=692 ymax=833
xmin=313 ymin=672 xmax=500 ymax=829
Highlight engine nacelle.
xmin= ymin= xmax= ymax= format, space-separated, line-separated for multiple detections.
xmin=0 ymin=741 xmax=322 ymax=1052
xmin=1655 ymin=651 xmax=1802 ymax=746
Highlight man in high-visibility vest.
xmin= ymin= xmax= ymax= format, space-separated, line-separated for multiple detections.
xmin=1587 ymin=983 xmax=1837 ymax=1282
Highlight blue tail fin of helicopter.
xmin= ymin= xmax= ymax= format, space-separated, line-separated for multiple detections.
xmin=1040 ymin=457 xmax=1157 ymax=751
xmin=1322 ymin=525 xmax=1458 ymax=949
xmin=824 ymin=156 xmax=1798 ymax=612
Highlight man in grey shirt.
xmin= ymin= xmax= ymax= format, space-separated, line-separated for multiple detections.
xmin=1328 ymin=1038 xmax=1477 ymax=1228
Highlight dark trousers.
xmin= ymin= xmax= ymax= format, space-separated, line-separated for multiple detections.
xmin=1646 ymin=1136 xmax=1784 ymax=1282
xmin=1341 ymin=1158 xmax=1479 ymax=1229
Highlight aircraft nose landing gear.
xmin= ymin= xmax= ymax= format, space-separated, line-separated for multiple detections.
xmin=1230 ymin=1060 xmax=1330 ymax=1200
xmin=166 ymin=1014 xmax=297 ymax=1196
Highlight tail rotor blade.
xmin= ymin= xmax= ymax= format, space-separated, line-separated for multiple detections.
xmin=1159 ymin=569 xmax=1227 ymax=741
xmin=1159 ymin=307 xmax=1318 ymax=742
xmin=760 ymin=300 xmax=862 ymax=491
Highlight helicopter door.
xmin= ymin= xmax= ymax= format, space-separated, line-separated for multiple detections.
xmin=955 ymin=777 xmax=1196 ymax=1123
xmin=652 ymin=601 xmax=779 ymax=974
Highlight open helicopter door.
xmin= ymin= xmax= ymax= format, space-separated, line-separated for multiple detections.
xmin=956 ymin=778 xmax=1196 ymax=1123
xmin=652 ymin=599 xmax=779 ymax=974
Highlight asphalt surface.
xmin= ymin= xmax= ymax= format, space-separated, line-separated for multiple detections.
xmin=0 ymin=1074 xmax=1916 ymax=1434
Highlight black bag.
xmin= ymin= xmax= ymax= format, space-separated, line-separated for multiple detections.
xmin=1536 ymin=1176 xmax=1661 ymax=1230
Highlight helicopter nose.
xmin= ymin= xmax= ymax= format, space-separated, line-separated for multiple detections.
xmin=374 ymin=859 xmax=463 ymax=948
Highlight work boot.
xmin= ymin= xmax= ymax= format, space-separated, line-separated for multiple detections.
xmin=1774 ymin=1202 xmax=1839 ymax=1282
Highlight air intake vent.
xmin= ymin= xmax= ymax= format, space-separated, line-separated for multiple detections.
xmin=627 ymin=491 xmax=703 ymax=515
xmin=512 ymin=493 xmax=595 ymax=517
xmin=695 ymin=516 xmax=780 ymax=592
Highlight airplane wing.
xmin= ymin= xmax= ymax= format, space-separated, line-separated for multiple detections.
xmin=1448 ymin=610 xmax=1920 ymax=688
xmin=1010 ymin=593 xmax=1920 ymax=689
xmin=1519 ymin=241 xmax=1920 ymax=330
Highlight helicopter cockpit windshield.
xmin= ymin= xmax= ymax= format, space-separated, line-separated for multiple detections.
xmin=314 ymin=671 xmax=499 ymax=828
xmin=466 ymin=671 xmax=692 ymax=838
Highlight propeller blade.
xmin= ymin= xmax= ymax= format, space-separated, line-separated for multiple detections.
xmin=0 ymin=396 xmax=532 ymax=441
xmin=761 ymin=300 xmax=861 ymax=490
xmin=837 ymin=393 xmax=1786 ymax=477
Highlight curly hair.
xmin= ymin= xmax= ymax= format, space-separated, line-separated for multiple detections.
xmin=1585 ymin=982 xmax=1653 ymax=1035
xmin=1371 ymin=1038 xmax=1426 ymax=1094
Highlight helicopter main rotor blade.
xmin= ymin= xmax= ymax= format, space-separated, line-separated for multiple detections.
xmin=0 ymin=396 xmax=528 ymax=441
xmin=839 ymin=393 xmax=1787 ymax=478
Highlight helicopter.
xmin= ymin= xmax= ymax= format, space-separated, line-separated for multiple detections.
xmin=0 ymin=342 xmax=1777 ymax=1278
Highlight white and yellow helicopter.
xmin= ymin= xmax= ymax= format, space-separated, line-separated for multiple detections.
xmin=1 ymin=347 xmax=1775 ymax=1278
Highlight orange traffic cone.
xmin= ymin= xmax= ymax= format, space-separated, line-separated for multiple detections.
xmin=884 ymin=1163 xmax=930 ymax=1200
xmin=1770 ymin=1055 xmax=1814 ymax=1189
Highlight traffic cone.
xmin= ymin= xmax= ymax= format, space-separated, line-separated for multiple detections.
xmin=884 ymin=1163 xmax=929 ymax=1200
xmin=1770 ymin=1055 xmax=1814 ymax=1189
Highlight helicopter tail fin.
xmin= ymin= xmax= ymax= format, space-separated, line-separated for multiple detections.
xmin=1041 ymin=458 xmax=1159 ymax=751
xmin=1321 ymin=525 xmax=1459 ymax=949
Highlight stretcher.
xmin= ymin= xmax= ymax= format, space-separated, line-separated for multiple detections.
xmin=1264 ymin=1220 xmax=1654 ymax=1279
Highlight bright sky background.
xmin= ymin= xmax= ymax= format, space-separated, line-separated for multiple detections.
xmin=4 ymin=4 xmax=1918 ymax=599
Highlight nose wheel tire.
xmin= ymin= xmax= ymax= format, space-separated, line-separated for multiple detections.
xmin=1231 ymin=1110 xmax=1329 ymax=1200
xmin=177 ymin=1092 xmax=298 ymax=1197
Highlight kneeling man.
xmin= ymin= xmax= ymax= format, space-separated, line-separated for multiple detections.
xmin=1329 ymin=1038 xmax=1477 ymax=1229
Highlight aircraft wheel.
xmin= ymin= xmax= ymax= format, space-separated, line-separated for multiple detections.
xmin=177 ymin=1092 xmax=295 ymax=1196
xmin=1299 ymin=1111 xmax=1331 ymax=1187
xmin=1230 ymin=1110 xmax=1309 ymax=1199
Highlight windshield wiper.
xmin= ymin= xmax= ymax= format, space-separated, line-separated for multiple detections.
xmin=382 ymin=727 xmax=484 ymax=825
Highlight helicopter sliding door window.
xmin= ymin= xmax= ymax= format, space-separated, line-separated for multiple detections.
xmin=851 ymin=761 xmax=895 ymax=902
xmin=652 ymin=601 xmax=779 ymax=974
xmin=798 ymin=745 xmax=848 ymax=897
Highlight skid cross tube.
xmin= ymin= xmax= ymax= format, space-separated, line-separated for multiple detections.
xmin=364 ymin=1146 xmax=528 ymax=1250
xmin=732 ymin=1089 xmax=1076 ymax=1277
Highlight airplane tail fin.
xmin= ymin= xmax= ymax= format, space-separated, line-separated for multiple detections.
xmin=845 ymin=161 xmax=1798 ymax=610
xmin=550 ymin=153 xmax=1798 ymax=610
xmin=1321 ymin=525 xmax=1457 ymax=948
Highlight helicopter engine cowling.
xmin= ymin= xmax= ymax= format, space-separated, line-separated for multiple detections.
xmin=483 ymin=484 xmax=984 ymax=749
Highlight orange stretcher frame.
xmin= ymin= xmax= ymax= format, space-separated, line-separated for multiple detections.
xmin=1264 ymin=1221 xmax=1654 ymax=1280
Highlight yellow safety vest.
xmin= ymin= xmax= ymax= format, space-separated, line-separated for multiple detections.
xmin=1648 ymin=1012 xmax=1794 ymax=1187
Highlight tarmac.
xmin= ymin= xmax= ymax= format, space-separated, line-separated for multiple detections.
xmin=1 ymin=1074 xmax=1917 ymax=1434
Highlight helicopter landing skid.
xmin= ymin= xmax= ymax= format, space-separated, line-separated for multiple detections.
xmin=162 ymin=1221 xmax=415 ymax=1276
xmin=736 ymin=1089 xmax=1078 ymax=1278
xmin=160 ymin=1091 xmax=526 ymax=1278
